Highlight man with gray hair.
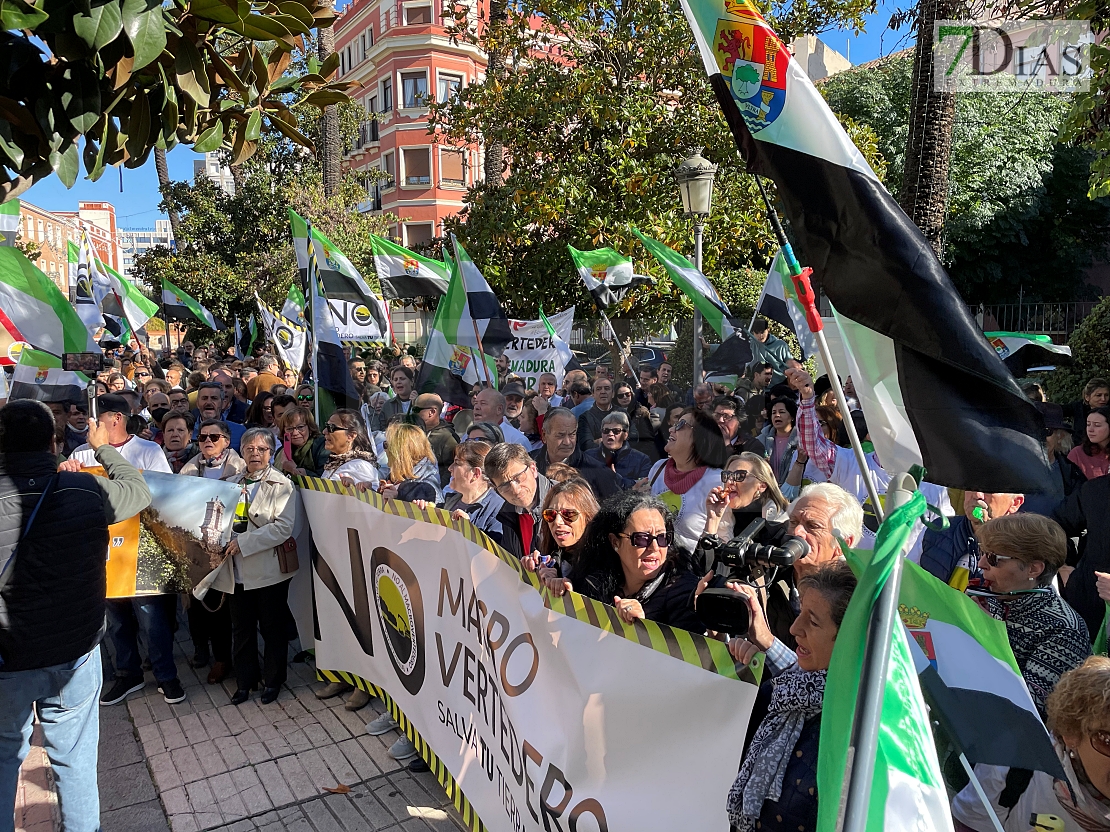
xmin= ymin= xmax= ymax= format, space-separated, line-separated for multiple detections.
xmin=585 ymin=410 xmax=652 ymax=483
xmin=530 ymin=408 xmax=623 ymax=499
xmin=247 ymin=354 xmax=283 ymax=399
xmin=472 ymin=387 xmax=530 ymax=447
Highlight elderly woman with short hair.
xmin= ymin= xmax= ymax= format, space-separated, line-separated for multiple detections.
xmin=206 ymin=427 xmax=301 ymax=706
xmin=974 ymin=513 xmax=1091 ymax=716
xmin=585 ymin=410 xmax=652 ymax=483
xmin=180 ymin=419 xmax=246 ymax=480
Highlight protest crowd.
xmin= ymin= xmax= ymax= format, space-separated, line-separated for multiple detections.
xmin=2 ymin=319 xmax=1110 ymax=832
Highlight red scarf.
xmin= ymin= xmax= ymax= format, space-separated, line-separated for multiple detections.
xmin=661 ymin=458 xmax=708 ymax=494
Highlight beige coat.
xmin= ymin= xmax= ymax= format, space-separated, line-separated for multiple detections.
xmin=179 ymin=449 xmax=247 ymax=480
xmin=206 ymin=465 xmax=301 ymax=593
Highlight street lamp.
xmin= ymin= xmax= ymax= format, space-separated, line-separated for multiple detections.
xmin=673 ymin=148 xmax=717 ymax=386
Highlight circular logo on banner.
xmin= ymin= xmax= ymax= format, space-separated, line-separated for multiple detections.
xmin=371 ymin=547 xmax=425 ymax=695
xmin=275 ymin=325 xmax=294 ymax=349
xmin=352 ymin=305 xmax=373 ymax=327
xmin=7 ymin=341 xmax=26 ymax=363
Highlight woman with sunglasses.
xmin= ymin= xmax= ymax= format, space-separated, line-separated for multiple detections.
xmin=952 ymin=656 xmax=1110 ymax=832
xmin=524 ymin=478 xmax=599 ymax=580
xmin=441 ymin=440 xmax=505 ymax=542
xmin=973 ymin=513 xmax=1090 ymax=717
xmin=321 ymin=409 xmax=379 ymax=488
xmin=179 ymin=419 xmax=247 ymax=481
xmin=699 ymin=453 xmax=789 ymax=560
xmin=294 ymin=384 xmax=316 ymax=407
xmin=614 ymin=382 xmax=658 ymax=461
xmin=646 ymin=407 xmax=730 ymax=554
xmin=546 ymin=492 xmax=705 ymax=632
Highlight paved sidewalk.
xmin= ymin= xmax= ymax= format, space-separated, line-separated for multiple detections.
xmin=16 ymin=616 xmax=466 ymax=832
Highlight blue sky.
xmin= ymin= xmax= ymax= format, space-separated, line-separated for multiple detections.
xmin=21 ymin=3 xmax=909 ymax=230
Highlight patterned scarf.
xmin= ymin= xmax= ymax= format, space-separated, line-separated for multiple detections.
xmin=727 ymin=667 xmax=826 ymax=831
xmin=322 ymin=449 xmax=378 ymax=476
xmin=1052 ymin=743 xmax=1110 ymax=832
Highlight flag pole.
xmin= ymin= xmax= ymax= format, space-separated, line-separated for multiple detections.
xmin=583 ymin=287 xmax=641 ymax=391
xmin=755 ymin=174 xmax=910 ymax=832
xmin=305 ymin=220 xmax=322 ymax=426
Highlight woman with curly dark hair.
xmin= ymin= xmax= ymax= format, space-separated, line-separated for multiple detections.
xmin=544 ymin=492 xmax=704 ymax=632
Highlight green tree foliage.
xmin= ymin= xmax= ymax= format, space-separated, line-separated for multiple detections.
xmin=822 ymin=53 xmax=1110 ymax=304
xmin=1059 ymin=3 xmax=1110 ymax=198
xmin=1043 ymin=296 xmax=1110 ymax=403
xmin=131 ymin=154 xmax=396 ymax=344
xmin=0 ymin=0 xmax=352 ymax=201
xmin=428 ymin=0 xmax=877 ymax=328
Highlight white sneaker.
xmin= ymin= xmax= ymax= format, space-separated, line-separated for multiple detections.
xmin=364 ymin=713 xmax=398 ymax=736
xmin=388 ymin=736 xmax=418 ymax=761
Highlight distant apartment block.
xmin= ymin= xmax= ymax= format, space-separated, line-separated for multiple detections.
xmin=120 ymin=220 xmax=175 ymax=278
xmin=194 ymin=152 xmax=236 ymax=196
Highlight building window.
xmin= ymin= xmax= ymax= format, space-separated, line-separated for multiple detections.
xmin=404 ymin=223 xmax=433 ymax=247
xmin=360 ymin=33 xmax=367 ymax=57
xmin=382 ymin=151 xmax=396 ymax=188
xmin=440 ymin=148 xmax=465 ymax=186
xmin=401 ymin=71 xmax=428 ymax=109
xmin=367 ymin=94 xmax=378 ymax=116
xmin=437 ymin=72 xmax=463 ymax=103
xmin=404 ymin=3 xmax=432 ymax=24
xmin=346 ymin=46 xmax=352 ymax=71
xmin=402 ymin=147 xmax=431 ymax=186
xmin=381 ymin=78 xmax=393 ymax=112
xmin=340 ymin=51 xmax=345 ymax=74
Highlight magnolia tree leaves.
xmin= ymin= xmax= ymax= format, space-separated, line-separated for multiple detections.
xmin=0 ymin=0 xmax=349 ymax=201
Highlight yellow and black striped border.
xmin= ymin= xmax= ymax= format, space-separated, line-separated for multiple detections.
xmin=302 ymin=476 xmax=762 ymax=832
xmin=318 ymin=667 xmax=488 ymax=832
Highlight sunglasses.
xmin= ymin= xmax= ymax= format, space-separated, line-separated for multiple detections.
xmin=601 ymin=427 xmax=625 ymax=436
xmin=297 ymin=394 xmax=314 ymax=402
xmin=542 ymin=508 xmax=580 ymax=524
xmin=721 ymin=469 xmax=750 ymax=484
xmin=619 ymin=531 xmax=670 ymax=549
xmin=1091 ymin=731 xmax=1110 ymax=759
xmin=671 ymin=419 xmax=692 ymax=432
xmin=616 ymin=391 xmax=632 ymax=398
xmin=134 ymin=372 xmax=151 ymax=379
xmin=322 ymin=423 xmax=348 ymax=433
xmin=981 ymin=550 xmax=1018 ymax=568
xmin=198 ymin=432 xmax=226 ymax=443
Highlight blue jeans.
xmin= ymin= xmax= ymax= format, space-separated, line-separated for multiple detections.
xmin=106 ymin=596 xmax=178 ymax=683
xmin=0 ymin=645 xmax=103 ymax=832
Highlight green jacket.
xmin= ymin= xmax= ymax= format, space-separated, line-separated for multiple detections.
xmin=747 ymin=332 xmax=794 ymax=384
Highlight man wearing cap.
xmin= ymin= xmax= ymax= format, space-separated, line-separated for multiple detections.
xmin=502 ymin=381 xmax=526 ymax=427
xmin=63 ymin=395 xmax=186 ymax=706
xmin=472 ymin=388 xmax=531 ymax=448
xmin=412 ymin=392 xmax=459 ymax=486
xmin=787 ymin=367 xmax=952 ymax=560
xmin=577 ymin=376 xmax=616 ymax=451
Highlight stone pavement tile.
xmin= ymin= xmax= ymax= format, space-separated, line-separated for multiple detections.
xmin=295 ymin=749 xmax=340 ymax=793
xmin=201 ymin=710 xmax=232 ymax=739
xmin=100 ymin=732 xmax=143 ymax=770
xmin=278 ymin=698 xmax=309 ymax=721
xmin=160 ymin=720 xmax=190 ymax=751
xmin=389 ymin=772 xmax=440 ymax=814
xmin=336 ymin=738 xmax=383 ymax=783
xmin=214 ymin=822 xmax=255 ymax=832
xmin=170 ymin=701 xmax=197 ymax=720
xmin=332 ymin=703 xmax=371 ymax=736
xmin=314 ymin=708 xmax=353 ymax=744
xmin=179 ymin=713 xmax=210 ymax=745
xmin=275 ymin=755 xmax=317 ymax=802
xmin=293 ymin=686 xmax=329 ymax=714
xmin=148 ymin=751 xmax=184 ymax=792
xmin=194 ymin=809 xmax=223 ymax=829
xmin=241 ymin=738 xmax=273 ymax=766
xmin=319 ymin=744 xmax=358 ymax=787
xmin=173 ymin=746 xmax=207 ymax=784
xmin=371 ymin=776 xmax=414 ymax=823
xmin=346 ymin=785 xmax=396 ymax=829
xmin=193 ymin=739 xmax=229 ymax=778
xmin=301 ymin=797 xmax=345 ymax=832
xmin=410 ymin=770 xmax=451 ymax=808
xmin=100 ymin=797 xmax=171 ymax=832
xmin=229 ymin=766 xmax=274 ymax=816
xmin=168 ymin=813 xmax=199 ymax=832
xmin=401 ymin=819 xmax=436 ymax=832
xmin=213 ymin=735 xmax=249 ymax=772
xmin=217 ymin=704 xmax=250 ymax=736
xmin=323 ymin=792 xmax=382 ymax=831
xmin=283 ymin=727 xmax=314 ymax=754
xmin=149 ymin=695 xmax=176 ymax=723
xmin=205 ymin=773 xmax=249 ymax=824
xmin=260 ymin=805 xmax=312 ymax=832
xmin=254 ymin=760 xmax=296 ymax=809
xmin=101 ymin=706 xmax=136 ymax=737
xmin=162 ymin=786 xmax=191 ymax=816
xmin=242 ymin=701 xmax=273 ymax=730
xmin=263 ymin=735 xmax=294 ymax=759
xmin=127 ymin=697 xmax=154 ymax=727
xmin=300 ymin=721 xmax=331 ymax=749
xmin=184 ymin=778 xmax=216 ymax=814
xmin=357 ymin=735 xmax=405 ymax=776
xmin=138 ymin=722 xmax=168 ymax=756
xmin=252 ymin=721 xmax=281 ymax=743
xmin=99 ymin=761 xmax=158 ymax=812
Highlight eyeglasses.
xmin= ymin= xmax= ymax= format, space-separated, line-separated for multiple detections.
xmin=134 ymin=371 xmax=151 ymax=379
xmin=198 ymin=432 xmax=226 ymax=443
xmin=542 ymin=508 xmax=580 ymax=524
xmin=671 ymin=419 xmax=692 ymax=432
xmin=619 ymin=531 xmax=670 ymax=549
xmin=721 ymin=469 xmax=750 ymax=484
xmin=287 ymin=424 xmax=309 ymax=434
xmin=322 ymin=423 xmax=348 ymax=433
xmin=296 ymin=394 xmax=314 ymax=402
xmin=616 ymin=391 xmax=632 ymax=398
xmin=601 ymin=427 xmax=625 ymax=436
xmin=1090 ymin=731 xmax=1110 ymax=759
xmin=714 ymin=411 xmax=738 ymax=422
xmin=981 ymin=551 xmax=1019 ymax=568
xmin=492 ymin=467 xmax=532 ymax=494
xmin=242 ymin=445 xmax=271 ymax=455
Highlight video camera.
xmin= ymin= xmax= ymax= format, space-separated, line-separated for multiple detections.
xmin=695 ymin=517 xmax=810 ymax=636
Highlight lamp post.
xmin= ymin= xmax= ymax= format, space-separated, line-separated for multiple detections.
xmin=673 ymin=149 xmax=717 ymax=387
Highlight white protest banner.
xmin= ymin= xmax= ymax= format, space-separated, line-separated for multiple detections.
xmin=329 ymin=299 xmax=388 ymax=342
xmin=504 ymin=306 xmax=575 ymax=389
xmin=302 ymin=479 xmax=758 ymax=832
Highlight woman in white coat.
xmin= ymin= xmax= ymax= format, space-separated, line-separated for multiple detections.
xmin=216 ymin=427 xmax=301 ymax=706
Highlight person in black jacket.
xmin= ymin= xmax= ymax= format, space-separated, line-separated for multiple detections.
xmin=530 ymin=408 xmax=623 ymax=500
xmin=545 ymin=491 xmax=705 ymax=632
xmin=1053 ymin=474 xmax=1110 ymax=638
xmin=0 ymin=400 xmax=151 ymax=832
